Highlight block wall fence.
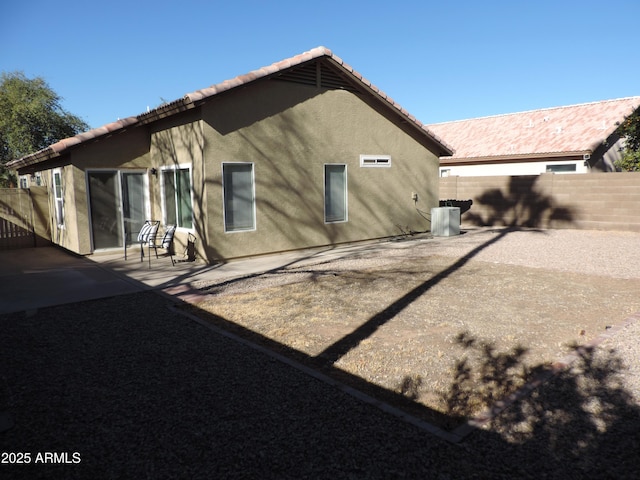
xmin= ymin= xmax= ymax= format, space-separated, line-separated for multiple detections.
xmin=439 ymin=172 xmax=640 ymax=232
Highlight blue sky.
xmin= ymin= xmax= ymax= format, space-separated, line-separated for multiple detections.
xmin=2 ymin=0 xmax=639 ymax=130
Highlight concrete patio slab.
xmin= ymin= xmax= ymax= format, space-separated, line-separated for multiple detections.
xmin=0 ymin=247 xmax=144 ymax=314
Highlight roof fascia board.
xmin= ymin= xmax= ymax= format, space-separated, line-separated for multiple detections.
xmin=440 ymin=151 xmax=590 ymax=166
xmin=7 ymin=116 xmax=139 ymax=171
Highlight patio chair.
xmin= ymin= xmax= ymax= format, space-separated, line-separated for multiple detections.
xmin=148 ymin=224 xmax=176 ymax=267
xmin=136 ymin=220 xmax=160 ymax=262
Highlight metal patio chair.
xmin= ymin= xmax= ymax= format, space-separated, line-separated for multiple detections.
xmin=148 ymin=224 xmax=176 ymax=267
xmin=136 ymin=220 xmax=160 ymax=262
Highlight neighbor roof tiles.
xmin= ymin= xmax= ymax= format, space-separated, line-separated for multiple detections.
xmin=428 ymin=97 xmax=640 ymax=161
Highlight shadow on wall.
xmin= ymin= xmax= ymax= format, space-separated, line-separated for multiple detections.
xmin=464 ymin=176 xmax=575 ymax=228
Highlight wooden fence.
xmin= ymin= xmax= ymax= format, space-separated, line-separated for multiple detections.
xmin=0 ymin=188 xmax=50 ymax=249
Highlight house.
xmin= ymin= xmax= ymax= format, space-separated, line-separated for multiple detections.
xmin=7 ymin=47 xmax=452 ymax=263
xmin=428 ymin=97 xmax=640 ymax=177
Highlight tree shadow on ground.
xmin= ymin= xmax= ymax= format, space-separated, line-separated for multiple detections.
xmin=442 ymin=331 xmax=640 ymax=478
xmin=316 ymin=176 xmax=577 ymax=366
xmin=2 ymin=292 xmax=639 ymax=478
xmin=184 ymin=295 xmax=640 ymax=477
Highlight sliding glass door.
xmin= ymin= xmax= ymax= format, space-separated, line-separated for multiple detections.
xmin=88 ymin=171 xmax=148 ymax=250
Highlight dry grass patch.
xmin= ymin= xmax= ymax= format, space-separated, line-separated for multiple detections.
xmin=193 ymin=253 xmax=640 ymax=429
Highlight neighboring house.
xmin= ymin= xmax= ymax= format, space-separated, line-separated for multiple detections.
xmin=8 ymin=47 xmax=452 ymax=263
xmin=429 ymin=97 xmax=640 ymax=177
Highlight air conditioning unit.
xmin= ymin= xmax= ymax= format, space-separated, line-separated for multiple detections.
xmin=431 ymin=207 xmax=460 ymax=237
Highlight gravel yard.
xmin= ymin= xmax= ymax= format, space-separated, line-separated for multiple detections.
xmin=192 ymin=228 xmax=640 ymax=429
xmin=2 ymin=228 xmax=639 ymax=478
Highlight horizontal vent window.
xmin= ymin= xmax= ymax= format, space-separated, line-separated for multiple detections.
xmin=360 ymin=155 xmax=391 ymax=167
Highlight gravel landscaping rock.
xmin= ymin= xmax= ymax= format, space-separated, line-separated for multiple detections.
xmin=1 ymin=228 xmax=639 ymax=478
xmin=193 ymin=228 xmax=640 ymax=428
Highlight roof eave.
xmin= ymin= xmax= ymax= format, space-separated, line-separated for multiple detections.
xmin=440 ymin=150 xmax=591 ymax=166
xmin=7 ymin=116 xmax=139 ymax=172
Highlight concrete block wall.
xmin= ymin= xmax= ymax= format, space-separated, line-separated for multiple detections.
xmin=440 ymin=172 xmax=640 ymax=232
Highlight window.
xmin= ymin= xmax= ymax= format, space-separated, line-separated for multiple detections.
xmin=53 ymin=169 xmax=64 ymax=227
xmin=546 ymin=164 xmax=577 ymax=173
xmin=324 ymin=164 xmax=347 ymax=223
xmin=360 ymin=154 xmax=391 ymax=167
xmin=223 ymin=163 xmax=255 ymax=232
xmin=162 ymin=165 xmax=193 ymax=229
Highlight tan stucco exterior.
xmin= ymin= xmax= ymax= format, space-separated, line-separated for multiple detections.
xmin=60 ymin=126 xmax=151 ymax=255
xmin=17 ymin=71 xmax=441 ymax=262
xmin=195 ymin=80 xmax=439 ymax=261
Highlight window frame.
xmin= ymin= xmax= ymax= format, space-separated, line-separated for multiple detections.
xmin=160 ymin=163 xmax=194 ymax=231
xmin=52 ymin=168 xmax=65 ymax=228
xmin=545 ymin=163 xmax=577 ymax=173
xmin=360 ymin=154 xmax=391 ymax=168
xmin=324 ymin=163 xmax=348 ymax=224
xmin=222 ymin=162 xmax=257 ymax=233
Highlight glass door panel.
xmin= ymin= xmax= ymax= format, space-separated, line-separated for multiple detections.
xmin=88 ymin=171 xmax=122 ymax=249
xmin=122 ymin=172 xmax=146 ymax=244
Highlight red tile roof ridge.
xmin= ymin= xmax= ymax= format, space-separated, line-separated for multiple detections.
xmin=185 ymin=46 xmax=333 ymax=104
xmin=9 ymin=46 xmax=453 ymax=168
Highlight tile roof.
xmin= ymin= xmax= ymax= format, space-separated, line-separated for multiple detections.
xmin=428 ymin=96 xmax=640 ymax=162
xmin=8 ymin=47 xmax=452 ymax=171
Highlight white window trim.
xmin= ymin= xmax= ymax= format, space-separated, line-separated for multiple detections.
xmin=222 ymin=162 xmax=257 ymax=233
xmin=545 ymin=163 xmax=578 ymax=173
xmin=52 ymin=168 xmax=65 ymax=228
xmin=360 ymin=154 xmax=391 ymax=168
xmin=324 ymin=163 xmax=348 ymax=224
xmin=160 ymin=163 xmax=195 ymax=232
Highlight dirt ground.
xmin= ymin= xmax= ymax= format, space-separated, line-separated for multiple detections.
xmin=188 ymin=232 xmax=640 ymax=430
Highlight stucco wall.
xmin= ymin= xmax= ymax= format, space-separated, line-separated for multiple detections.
xmin=440 ymin=172 xmax=640 ymax=232
xmin=149 ymin=111 xmax=204 ymax=255
xmin=27 ymin=128 xmax=152 ymax=255
xmin=198 ymin=80 xmax=439 ymax=261
xmin=24 ymin=80 xmax=440 ymax=260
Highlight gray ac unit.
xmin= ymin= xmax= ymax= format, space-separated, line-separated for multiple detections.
xmin=431 ymin=207 xmax=460 ymax=236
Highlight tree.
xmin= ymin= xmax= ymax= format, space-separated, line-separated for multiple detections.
xmin=614 ymin=109 xmax=640 ymax=172
xmin=0 ymin=71 xmax=89 ymax=187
